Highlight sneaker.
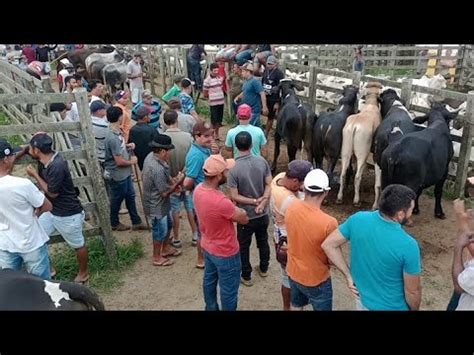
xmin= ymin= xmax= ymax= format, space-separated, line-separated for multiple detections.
xmin=112 ymin=223 xmax=131 ymax=231
xmin=172 ymin=239 xmax=182 ymax=248
xmin=240 ymin=277 xmax=254 ymax=287
xmin=132 ymin=223 xmax=149 ymax=231
xmin=257 ymin=267 xmax=268 ymax=278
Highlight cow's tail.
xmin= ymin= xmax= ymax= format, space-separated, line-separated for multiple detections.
xmin=60 ymin=282 xmax=105 ymax=311
xmin=384 ymin=155 xmax=398 ymax=189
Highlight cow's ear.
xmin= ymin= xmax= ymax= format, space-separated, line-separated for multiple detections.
xmin=292 ymin=81 xmax=304 ymax=91
xmin=413 ymin=115 xmax=428 ymax=124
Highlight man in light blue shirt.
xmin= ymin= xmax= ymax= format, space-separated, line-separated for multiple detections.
xmin=322 ymin=184 xmax=422 ymax=310
xmin=225 ymin=104 xmax=267 ymax=159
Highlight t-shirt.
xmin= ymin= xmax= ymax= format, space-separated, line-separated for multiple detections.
xmin=38 ymin=153 xmax=83 ymax=217
xmin=456 ymin=259 xmax=474 ymax=310
xmin=104 ymin=128 xmax=132 ymax=182
xmin=132 ymin=100 xmax=162 ymax=129
xmin=163 ymin=128 xmax=192 ymax=177
xmin=193 ymin=184 xmax=239 ymax=257
xmin=91 ymin=116 xmax=109 ymax=162
xmin=89 ymin=95 xmax=104 ymax=106
xmin=35 ymin=47 xmax=49 ymax=62
xmin=203 ymin=75 xmax=225 ymax=106
xmin=161 ymin=112 xmax=195 ymax=135
xmin=227 ymin=154 xmax=271 ymax=220
xmin=0 ymin=175 xmax=50 ymax=253
xmin=142 ymin=154 xmax=171 ymax=219
xmin=162 ymin=84 xmax=181 ymax=102
xmin=225 ymin=124 xmax=267 ymax=158
xmin=185 ymin=143 xmax=211 ymax=186
xmin=242 ymin=76 xmax=264 ymax=114
xmin=339 ymin=210 xmax=421 ymax=310
xmin=178 ymin=92 xmax=195 ymax=115
xmin=262 ymin=67 xmax=284 ymax=102
xmin=115 ymin=102 xmax=132 ymax=143
xmin=128 ymin=123 xmax=159 ymax=171
xmin=270 ymin=172 xmax=298 ymax=243
xmin=285 ymin=200 xmax=338 ymax=287
xmin=127 ymin=60 xmax=144 ymax=90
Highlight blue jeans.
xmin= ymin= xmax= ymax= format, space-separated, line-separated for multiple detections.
xmin=354 ymin=60 xmax=365 ymax=72
xmin=250 ymin=111 xmax=261 ymax=128
xmin=109 ymin=176 xmax=142 ymax=227
xmin=289 ymin=277 xmax=333 ymax=310
xmin=0 ymin=244 xmax=51 ymax=280
xmin=39 ymin=211 xmax=85 ymax=249
xmin=151 ymin=214 xmax=173 ymax=242
xmin=203 ymin=251 xmax=241 ymax=311
xmin=235 ymin=49 xmax=254 ymax=65
xmin=187 ymin=56 xmax=203 ymax=91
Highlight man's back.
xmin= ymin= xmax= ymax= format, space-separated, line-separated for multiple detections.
xmin=339 ymin=210 xmax=421 ymax=310
xmin=164 ymin=129 xmax=192 ymax=177
xmin=225 ymin=124 xmax=267 ymax=158
xmin=129 ymin=124 xmax=158 ymax=170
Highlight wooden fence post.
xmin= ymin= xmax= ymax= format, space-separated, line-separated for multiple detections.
xmin=74 ymin=88 xmax=117 ymax=262
xmin=158 ymin=46 xmax=167 ymax=93
xmin=400 ymin=78 xmax=413 ymax=110
xmin=225 ymin=62 xmax=232 ymax=119
xmin=352 ymin=71 xmax=362 ymax=112
xmin=147 ymin=47 xmax=156 ymax=96
xmin=309 ymin=65 xmax=318 ymax=112
xmin=454 ymin=93 xmax=474 ymax=198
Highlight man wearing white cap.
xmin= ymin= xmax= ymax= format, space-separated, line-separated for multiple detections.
xmin=285 ymin=169 xmax=338 ymax=310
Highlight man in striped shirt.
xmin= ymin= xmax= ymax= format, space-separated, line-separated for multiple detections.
xmin=203 ymin=63 xmax=225 ymax=141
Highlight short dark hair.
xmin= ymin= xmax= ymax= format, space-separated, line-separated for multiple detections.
xmin=168 ymin=98 xmax=182 ymax=110
xmin=89 ymin=79 xmax=102 ymax=91
xmin=163 ymin=110 xmax=178 ymax=126
xmin=64 ymin=75 xmax=74 ymax=86
xmin=106 ymin=106 xmax=123 ymax=123
xmin=50 ymin=103 xmax=67 ymax=112
xmin=379 ymin=184 xmax=416 ymax=217
xmin=304 ymin=189 xmax=325 ymax=197
xmin=72 ymin=73 xmax=83 ymax=82
xmin=210 ymin=62 xmax=219 ymax=71
xmin=152 ymin=147 xmax=166 ymax=154
xmin=235 ymin=131 xmax=252 ymax=151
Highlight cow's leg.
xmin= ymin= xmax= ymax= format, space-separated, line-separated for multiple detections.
xmin=272 ymin=131 xmax=281 ymax=173
xmin=336 ymin=155 xmax=350 ymax=204
xmin=287 ymin=144 xmax=298 ymax=164
xmin=434 ymin=178 xmax=447 ymax=219
xmin=372 ymin=163 xmax=382 ymax=210
xmin=327 ymin=158 xmax=338 ymax=187
xmin=413 ymin=186 xmax=423 ymax=215
xmin=353 ymin=157 xmax=367 ymax=207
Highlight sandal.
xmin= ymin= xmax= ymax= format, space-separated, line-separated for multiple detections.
xmin=162 ymin=249 xmax=182 ymax=257
xmin=171 ymin=239 xmax=182 ymax=248
xmin=153 ymin=258 xmax=174 ymax=267
xmin=74 ymin=275 xmax=90 ymax=284
xmin=195 ymin=263 xmax=205 ymax=269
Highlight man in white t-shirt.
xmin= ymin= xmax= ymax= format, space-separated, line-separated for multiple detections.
xmin=127 ymin=53 xmax=144 ymax=105
xmin=0 ymin=139 xmax=52 ymax=279
xmin=89 ymin=79 xmax=105 ymax=106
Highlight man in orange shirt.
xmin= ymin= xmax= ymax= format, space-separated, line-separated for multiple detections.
xmin=285 ymin=169 xmax=338 ymax=310
xmin=114 ymin=90 xmax=132 ymax=143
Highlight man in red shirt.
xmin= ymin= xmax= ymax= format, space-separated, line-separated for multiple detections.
xmin=22 ymin=45 xmax=36 ymax=64
xmin=193 ymin=154 xmax=249 ymax=310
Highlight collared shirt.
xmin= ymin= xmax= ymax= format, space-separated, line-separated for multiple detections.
xmin=142 ymin=154 xmax=172 ymax=219
xmin=185 ymin=142 xmax=211 ymax=186
xmin=179 ymin=92 xmax=195 ymax=115
xmin=91 ymin=116 xmax=109 ymax=162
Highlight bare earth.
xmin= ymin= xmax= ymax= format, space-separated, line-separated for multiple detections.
xmin=100 ymin=124 xmax=457 ymax=311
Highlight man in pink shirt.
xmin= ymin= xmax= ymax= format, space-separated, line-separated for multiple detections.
xmin=193 ymin=154 xmax=249 ymax=310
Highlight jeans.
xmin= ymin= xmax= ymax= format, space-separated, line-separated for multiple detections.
xmin=203 ymin=251 xmax=241 ymax=311
xmin=170 ymin=191 xmax=194 ymax=213
xmin=353 ymin=60 xmax=365 ymax=72
xmin=237 ymin=215 xmax=270 ymax=280
xmin=235 ymin=49 xmax=254 ymax=65
xmin=289 ymin=277 xmax=333 ymax=310
xmin=39 ymin=211 xmax=85 ymax=249
xmin=0 ymin=244 xmax=51 ymax=280
xmin=109 ymin=176 xmax=142 ymax=227
xmin=187 ymin=56 xmax=203 ymax=91
xmin=250 ymin=111 xmax=262 ymax=128
xmin=151 ymin=215 xmax=172 ymax=242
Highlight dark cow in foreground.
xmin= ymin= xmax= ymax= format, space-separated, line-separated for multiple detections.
xmin=381 ymin=102 xmax=459 ymax=219
xmin=371 ymin=89 xmax=417 ymax=209
xmin=271 ymin=79 xmax=317 ymax=172
xmin=85 ymin=49 xmax=131 ymax=94
xmin=0 ymin=269 xmax=104 ymax=310
xmin=312 ymin=85 xmax=359 ymax=185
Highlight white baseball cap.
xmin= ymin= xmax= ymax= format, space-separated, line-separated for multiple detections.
xmin=304 ymin=169 xmax=331 ymax=193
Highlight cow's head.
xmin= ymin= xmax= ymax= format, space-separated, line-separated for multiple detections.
xmin=339 ymin=85 xmax=359 ymax=106
xmin=271 ymin=79 xmax=304 ymax=98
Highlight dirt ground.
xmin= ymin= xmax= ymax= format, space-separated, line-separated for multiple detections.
xmin=100 ymin=123 xmax=459 ymax=311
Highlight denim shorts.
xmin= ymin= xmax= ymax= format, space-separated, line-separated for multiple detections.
xmin=151 ymin=214 xmax=173 ymax=242
xmin=39 ymin=211 xmax=85 ymax=249
xmin=170 ymin=191 xmax=194 ymax=213
xmin=289 ymin=277 xmax=333 ymax=310
xmin=0 ymin=243 xmax=51 ymax=280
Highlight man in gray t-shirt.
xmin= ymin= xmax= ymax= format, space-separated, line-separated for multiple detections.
xmin=104 ymin=106 xmax=147 ymax=232
xmin=163 ymin=97 xmax=196 ymax=135
xmin=228 ymin=131 xmax=272 ymax=285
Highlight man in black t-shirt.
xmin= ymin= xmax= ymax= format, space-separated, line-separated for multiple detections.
xmin=261 ymin=55 xmax=285 ymax=138
xmin=128 ymin=106 xmax=159 ymax=170
xmin=25 ymin=133 xmax=89 ymax=283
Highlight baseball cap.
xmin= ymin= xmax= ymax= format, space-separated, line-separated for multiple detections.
xmin=267 ymin=55 xmax=278 ymax=65
xmin=142 ymin=89 xmax=153 ymax=98
xmin=237 ymin=104 xmax=252 ymax=120
xmin=114 ymin=90 xmax=129 ymax=101
xmin=286 ymin=160 xmax=313 ymax=181
xmin=0 ymin=139 xmax=21 ymax=159
xmin=181 ymin=78 xmax=195 ymax=88
xmin=29 ymin=132 xmax=53 ymax=151
xmin=241 ymin=62 xmax=254 ymax=72
xmin=203 ymin=155 xmax=236 ymax=177
xmin=90 ymin=100 xmax=109 ymax=113
xmin=192 ymin=121 xmax=214 ymax=136
xmin=304 ymin=169 xmax=331 ymax=193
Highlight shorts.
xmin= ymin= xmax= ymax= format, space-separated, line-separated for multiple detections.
xmin=170 ymin=191 xmax=194 ymax=213
xmin=0 ymin=244 xmax=51 ymax=280
xmin=39 ymin=211 xmax=85 ymax=249
xmin=151 ymin=214 xmax=173 ymax=242
xmin=289 ymin=277 xmax=332 ymax=310
xmin=210 ymin=104 xmax=224 ymax=125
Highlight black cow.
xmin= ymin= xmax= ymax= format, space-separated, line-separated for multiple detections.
xmin=312 ymin=85 xmax=359 ymax=184
xmin=371 ymin=89 xmax=417 ymax=209
xmin=381 ymin=102 xmax=458 ymax=219
xmin=0 ymin=269 xmax=104 ymax=310
xmin=271 ymin=79 xmax=317 ymax=172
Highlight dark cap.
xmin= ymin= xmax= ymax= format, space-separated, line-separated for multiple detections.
xmin=148 ymin=134 xmax=175 ymax=150
xmin=29 ymin=132 xmax=53 ymax=151
xmin=192 ymin=121 xmax=214 ymax=136
xmin=181 ymin=78 xmax=195 ymax=88
xmin=0 ymin=139 xmax=21 ymax=159
xmin=90 ymin=100 xmax=109 ymax=113
xmin=286 ymin=160 xmax=313 ymax=181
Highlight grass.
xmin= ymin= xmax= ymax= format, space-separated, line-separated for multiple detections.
xmin=364 ymin=67 xmax=417 ymax=78
xmin=423 ymin=181 xmax=458 ymax=201
xmin=0 ymin=109 xmax=25 ymax=146
xmin=51 ymin=236 xmax=144 ymax=292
